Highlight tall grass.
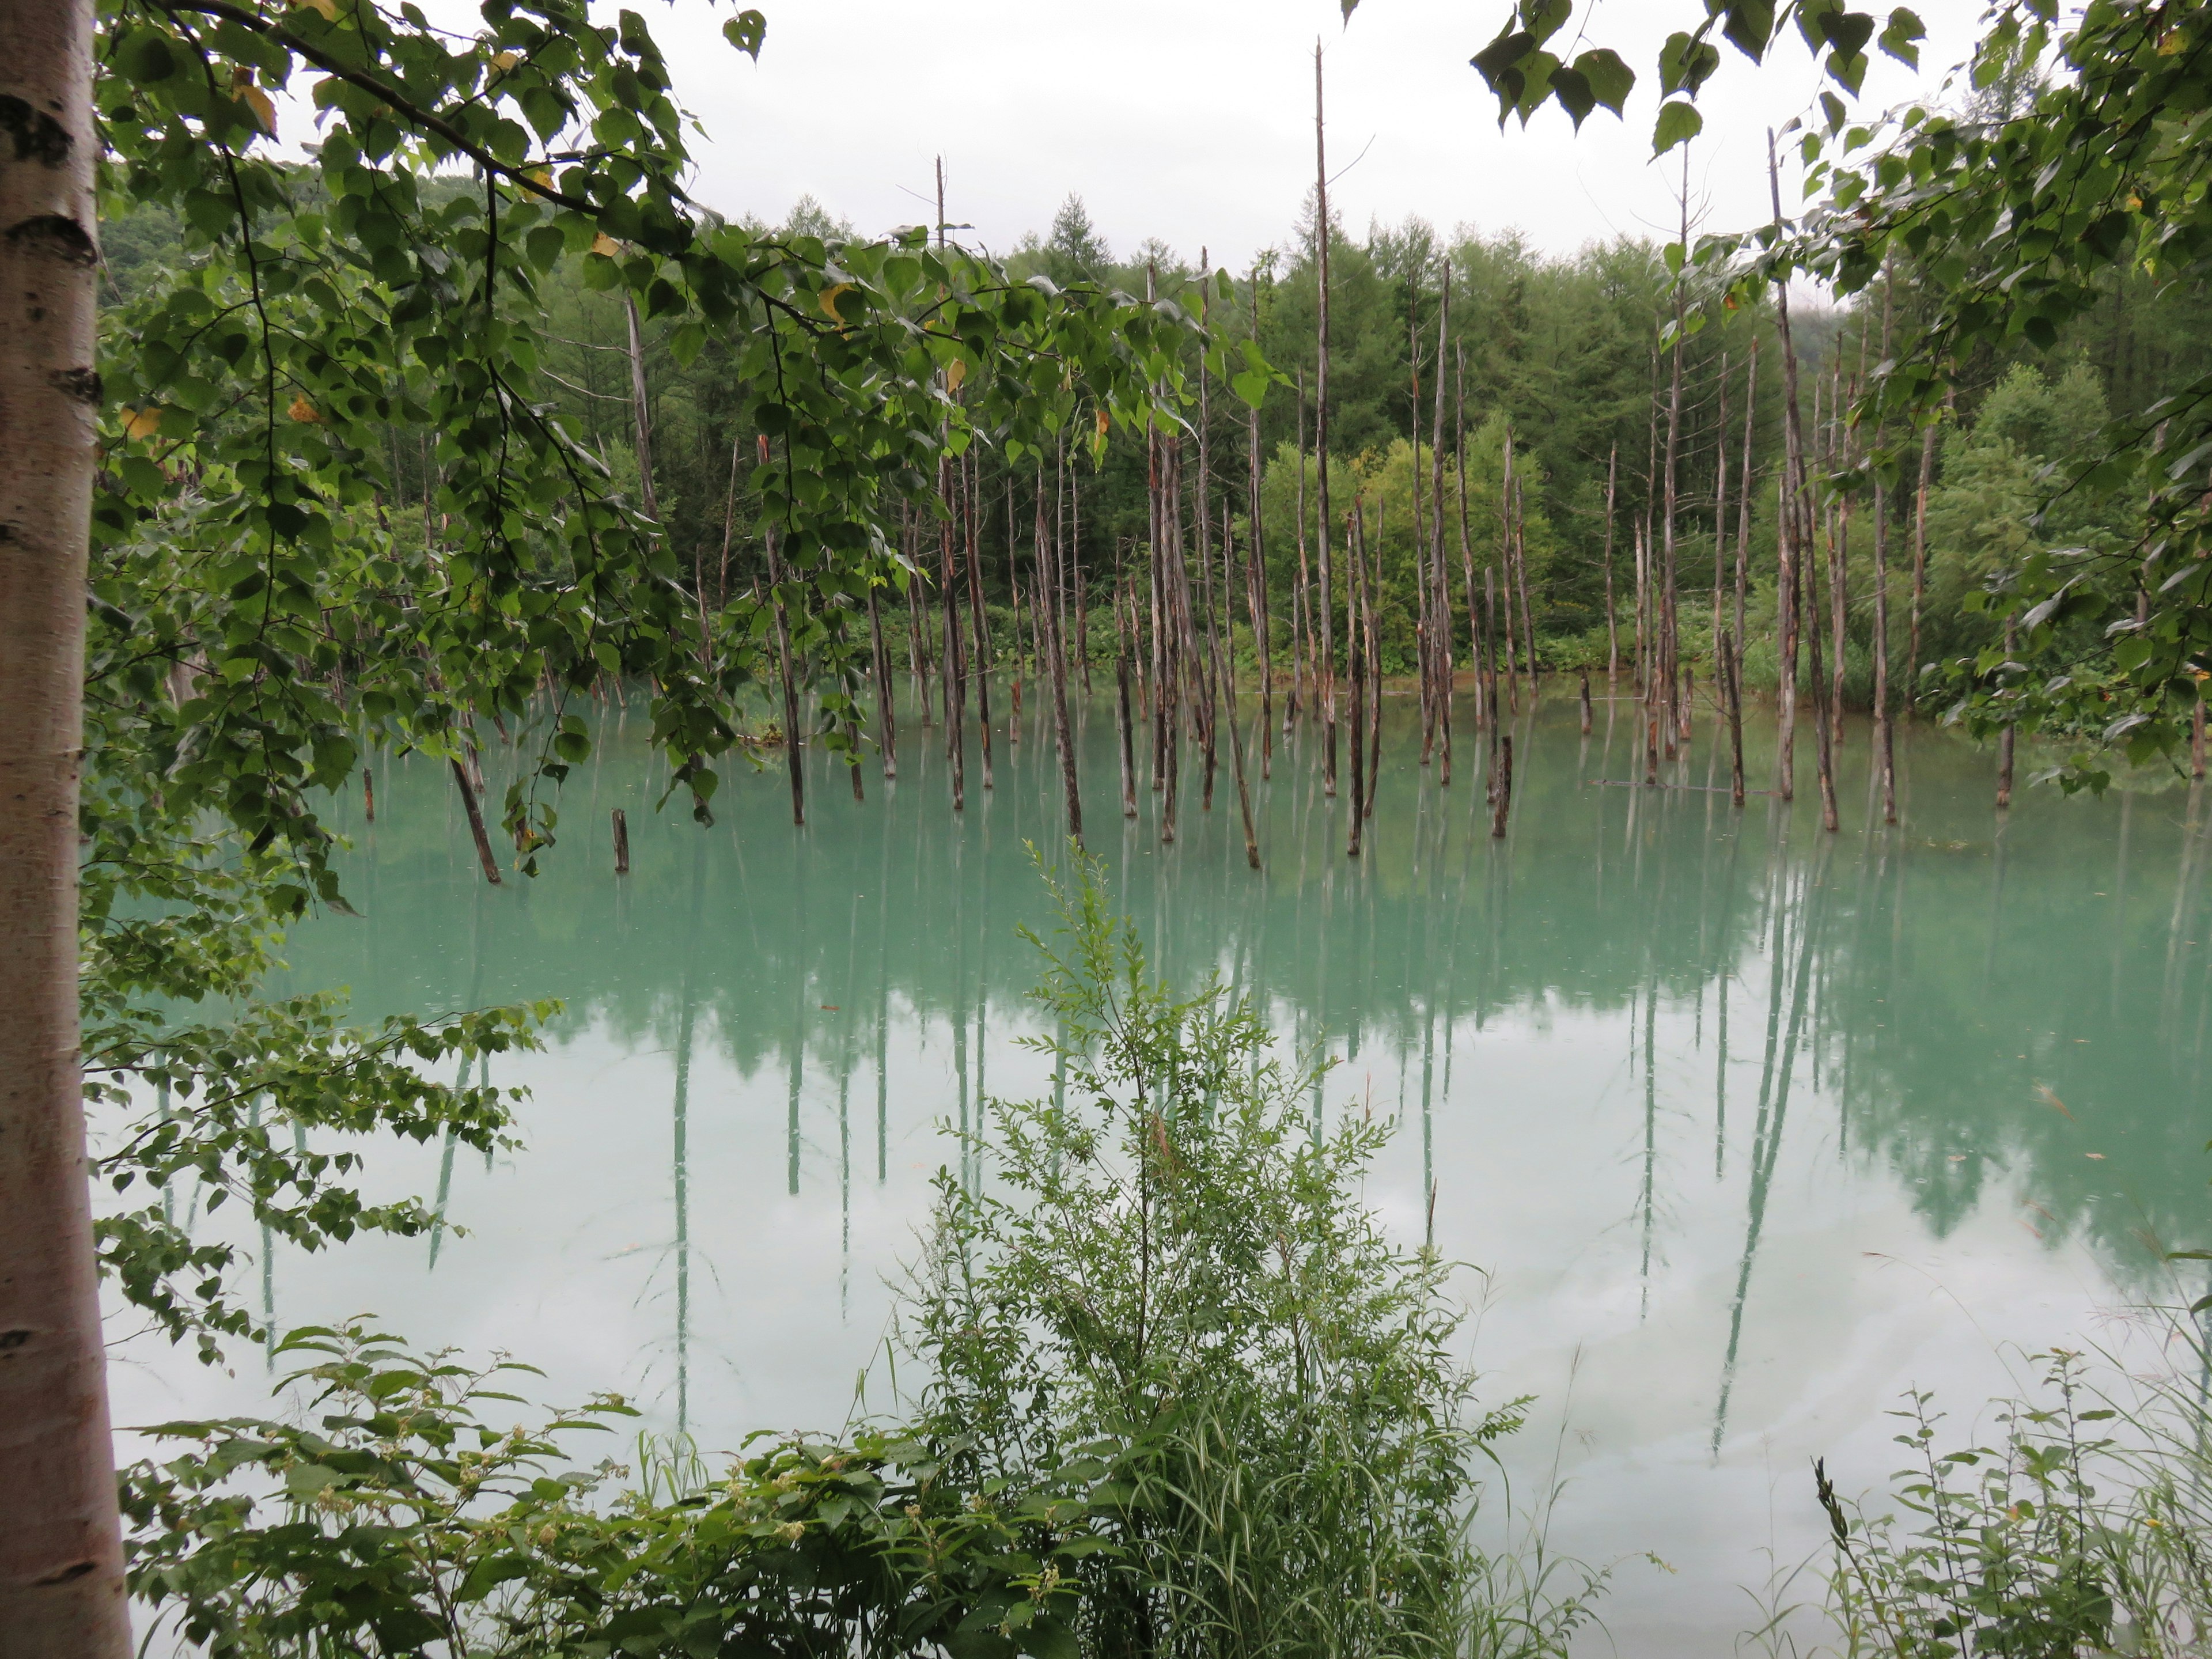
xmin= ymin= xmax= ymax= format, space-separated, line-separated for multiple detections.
xmin=897 ymin=847 xmax=1605 ymax=1659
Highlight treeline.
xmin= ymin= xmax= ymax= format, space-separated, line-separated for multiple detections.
xmin=104 ymin=173 xmax=2212 ymax=718
xmin=483 ymin=188 xmax=2212 ymax=717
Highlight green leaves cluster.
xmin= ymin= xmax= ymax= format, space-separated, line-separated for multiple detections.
xmin=1445 ymin=0 xmax=1923 ymax=153
xmin=123 ymin=1323 xmax=1120 ymax=1659
xmin=1673 ymin=1 xmax=2212 ymax=779
xmin=85 ymin=0 xmax=1209 ymax=1362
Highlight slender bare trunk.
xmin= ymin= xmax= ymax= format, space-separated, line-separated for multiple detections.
xmin=868 ymin=584 xmax=897 ymax=781
xmin=1431 ymin=266 xmax=1453 ymax=785
xmin=1603 ymin=445 xmax=1620 ymax=685
xmin=963 ymin=449 xmax=993 ymax=790
xmin=1037 ymin=465 xmax=1081 ymax=844
xmin=1873 ymin=271 xmax=1896 ymax=824
xmin=452 ymin=759 xmax=503 ymax=882
xmin=1734 ymin=342 xmax=1757 ymax=664
xmin=1313 ymin=43 xmax=1338 ymax=797
xmin=1724 ymin=629 xmax=1745 ymax=808
xmin=0 ymin=7 xmax=130 ymax=1639
xmin=1908 ymin=421 xmax=1937 ymax=716
xmin=768 ymin=528 xmax=806 ymax=825
xmin=1347 ymin=503 xmax=1367 ymax=857
xmin=1768 ymin=131 xmax=1806 ymax=803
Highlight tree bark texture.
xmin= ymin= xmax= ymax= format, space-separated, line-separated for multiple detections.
xmin=0 ymin=3 xmax=133 ymax=1652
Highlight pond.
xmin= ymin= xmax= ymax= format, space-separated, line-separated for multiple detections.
xmin=110 ymin=682 xmax=2212 ymax=1654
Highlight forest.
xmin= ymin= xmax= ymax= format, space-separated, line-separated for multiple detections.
xmin=13 ymin=2 xmax=2212 ymax=1658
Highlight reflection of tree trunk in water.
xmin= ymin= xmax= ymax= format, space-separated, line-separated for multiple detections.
xmin=875 ymin=820 xmax=892 ymax=1185
xmin=788 ymin=838 xmax=806 ymax=1197
xmin=1347 ymin=505 xmax=1368 ymax=859
xmin=1996 ymin=623 xmax=2018 ymax=811
xmin=1641 ymin=977 xmax=1658 ymax=1322
xmin=1984 ymin=803 xmax=2013 ymax=993
xmin=2165 ymin=782 xmax=2205 ymax=1029
xmin=1714 ymin=854 xmax=1824 ymax=1456
xmin=429 ymin=882 xmax=488 ymax=1271
xmin=2112 ymin=791 xmax=2134 ymax=1021
xmin=669 ymin=834 xmax=704 ymax=1434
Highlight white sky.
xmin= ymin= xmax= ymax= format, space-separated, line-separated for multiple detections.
xmin=647 ymin=0 xmax=1991 ymax=270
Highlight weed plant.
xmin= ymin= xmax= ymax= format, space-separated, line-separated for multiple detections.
xmin=1809 ymin=1332 xmax=2212 ymax=1658
xmin=902 ymin=849 xmax=1603 ymax=1659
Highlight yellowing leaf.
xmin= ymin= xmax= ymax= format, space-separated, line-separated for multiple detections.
xmin=491 ymin=51 xmax=520 ymax=71
xmin=2160 ymin=28 xmax=2186 ymax=54
xmin=287 ymin=395 xmax=323 ymax=424
xmin=526 ymin=166 xmax=552 ymax=188
xmin=1095 ymin=408 xmax=1109 ymax=440
xmin=591 ymin=233 xmax=620 ymax=257
xmin=819 ymin=282 xmax=852 ymax=321
xmin=944 ymin=358 xmax=967 ymax=393
xmin=243 ymin=86 xmax=277 ymax=136
xmin=122 ymin=406 xmax=162 ymax=441
xmin=291 ymin=0 xmax=338 ymax=14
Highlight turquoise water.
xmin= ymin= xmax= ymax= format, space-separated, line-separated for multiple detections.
xmin=111 ymin=685 xmax=2212 ymax=1653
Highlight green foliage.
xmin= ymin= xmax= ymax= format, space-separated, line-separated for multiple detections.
xmin=123 ymin=1323 xmax=1113 ymax=1659
xmin=84 ymin=0 xmax=1202 ymax=1360
xmin=903 ymin=849 xmax=1586 ymax=1659
xmin=1813 ymin=1340 xmax=2212 ymax=1658
xmin=1681 ymin=0 xmax=2212 ymax=780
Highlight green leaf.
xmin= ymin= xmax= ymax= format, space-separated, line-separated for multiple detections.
xmin=1654 ymin=100 xmax=1704 ymax=155
xmin=722 ymin=11 xmax=767 ymax=59
xmin=1573 ymin=48 xmax=1634 ymax=116
xmin=1880 ymin=7 xmax=1924 ymax=66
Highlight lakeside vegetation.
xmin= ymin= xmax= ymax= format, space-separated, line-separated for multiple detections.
xmin=11 ymin=0 xmax=2212 ymax=1655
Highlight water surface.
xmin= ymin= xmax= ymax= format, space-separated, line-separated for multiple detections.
xmin=114 ymin=687 xmax=2212 ymax=1654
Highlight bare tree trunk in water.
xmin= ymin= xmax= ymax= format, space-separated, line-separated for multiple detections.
xmin=1247 ymin=273 xmax=1274 ymax=778
xmin=1347 ymin=504 xmax=1368 ymax=858
xmin=768 ymin=528 xmax=806 ymax=825
xmin=1603 ymin=445 xmax=1620 ymax=685
xmin=451 ymin=760 xmax=504 ymax=883
xmin=1455 ymin=350 xmax=1486 ymax=734
xmin=1908 ymin=419 xmax=1937 ymax=718
xmin=963 ymin=449 xmax=992 ymax=791
xmin=1431 ymin=267 xmax=1453 ymax=785
xmin=1722 ymin=631 xmax=1747 ymax=807
xmin=0 ymin=11 xmax=131 ymax=1633
xmin=1313 ymin=42 xmax=1339 ymax=797
xmin=1038 ymin=468 xmax=1081 ymax=844
xmin=1734 ymin=343 xmax=1757 ymax=671
xmin=1873 ymin=270 xmax=1896 ymax=824
xmin=868 ymin=585 xmax=897 ymax=781
xmin=1768 ymin=131 xmax=1808 ymax=804
xmin=939 ymin=457 xmax=965 ymax=813
xmin=1115 ymin=556 xmax=1138 ymax=817
xmin=1223 ymin=517 xmax=1261 ymax=870
xmin=1997 ymin=618 xmax=2017 ymax=811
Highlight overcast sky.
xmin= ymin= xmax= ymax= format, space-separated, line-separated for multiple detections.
xmin=639 ymin=0 xmax=1989 ymax=270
